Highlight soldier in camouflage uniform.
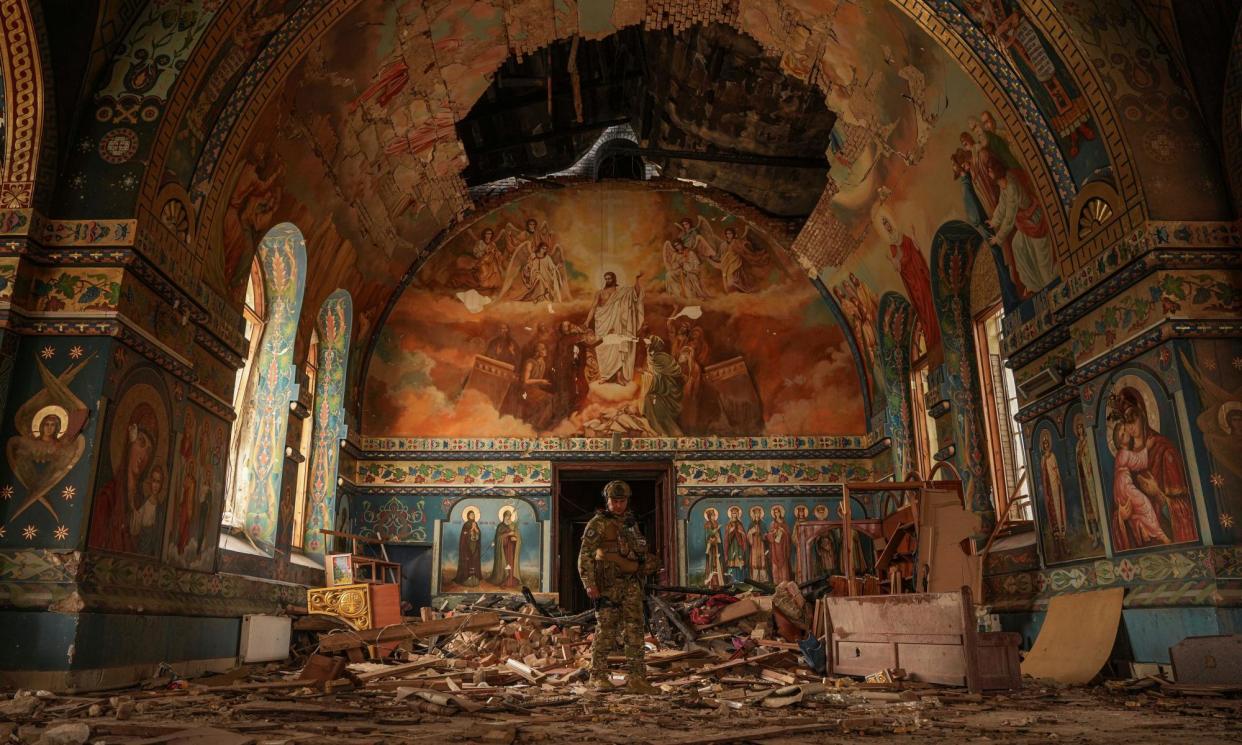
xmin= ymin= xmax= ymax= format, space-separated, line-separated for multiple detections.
xmin=578 ymin=480 xmax=659 ymax=694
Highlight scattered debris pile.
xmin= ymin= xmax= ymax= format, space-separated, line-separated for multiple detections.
xmin=4 ymin=597 xmax=1240 ymax=743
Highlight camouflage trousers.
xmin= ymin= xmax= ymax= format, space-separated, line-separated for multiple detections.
xmin=589 ymin=575 xmax=646 ymax=679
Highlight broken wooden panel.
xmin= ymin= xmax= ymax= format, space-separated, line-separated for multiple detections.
xmin=1169 ymin=634 xmax=1242 ymax=685
xmin=824 ymin=587 xmax=1020 ymax=692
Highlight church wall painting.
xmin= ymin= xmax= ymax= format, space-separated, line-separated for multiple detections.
xmin=363 ymin=184 xmax=866 ymax=440
xmin=162 ymin=403 xmax=228 ymax=572
xmin=1027 ymin=409 xmax=1105 ymax=566
xmin=87 ymin=363 xmax=174 ymax=559
xmin=1093 ymin=366 xmax=1200 ymax=554
xmin=1179 ymin=338 xmax=1242 ymax=544
xmin=0 ymin=338 xmax=108 ymax=549
xmin=684 ymin=496 xmax=873 ymax=588
xmin=951 ymin=0 xmax=1111 ymax=186
xmin=437 ymin=497 xmax=541 ymax=594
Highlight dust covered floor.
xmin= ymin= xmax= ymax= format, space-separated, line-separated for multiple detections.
xmin=4 ymin=677 xmax=1241 ymax=745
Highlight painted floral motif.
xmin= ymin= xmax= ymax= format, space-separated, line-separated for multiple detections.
xmin=234 ymin=224 xmax=307 ymax=550
xmin=1071 ymin=273 xmax=1242 ymax=361
xmin=359 ymin=495 xmax=428 ymax=543
xmin=676 ymin=460 xmax=871 ymax=485
xmin=303 ymin=291 xmax=353 ymax=556
xmin=356 ymin=461 xmax=551 ymax=486
xmin=30 ymin=270 xmax=123 ymax=312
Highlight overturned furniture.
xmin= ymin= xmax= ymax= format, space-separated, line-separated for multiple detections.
xmin=823 ymin=586 xmax=1020 ymax=693
xmin=307 ymin=530 xmax=403 ymax=657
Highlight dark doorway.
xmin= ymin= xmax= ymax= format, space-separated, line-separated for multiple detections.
xmin=387 ymin=545 xmax=433 ymax=613
xmin=554 ymin=463 xmax=674 ymax=613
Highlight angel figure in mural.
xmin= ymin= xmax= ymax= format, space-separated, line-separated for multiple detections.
xmin=1109 ymin=421 xmax=1172 ymax=549
xmin=663 ymin=239 xmax=710 ymax=300
xmin=502 ymin=218 xmax=554 ymax=257
xmin=674 ymin=217 xmax=715 ymax=259
xmin=703 ymin=507 xmax=725 ymax=589
xmin=1038 ymin=430 xmax=1070 ymax=559
xmin=584 ymin=271 xmax=645 ymax=385
xmin=1181 ymin=352 xmax=1242 ymax=484
xmin=453 ymin=507 xmax=483 ymax=587
xmin=695 ymin=219 xmax=770 ymax=293
xmin=724 ymin=505 xmax=748 ymax=581
xmin=443 ymin=227 xmax=508 ymax=292
xmin=499 ymin=242 xmax=571 ymax=303
xmin=746 ymin=506 xmax=769 ymax=583
xmin=488 ymin=505 xmax=523 ymax=588
xmin=1071 ymin=414 xmax=1103 ymax=547
xmin=875 ymin=207 xmax=940 ymax=351
xmin=766 ymin=505 xmax=794 ymax=585
xmin=5 ymin=356 xmax=93 ymax=523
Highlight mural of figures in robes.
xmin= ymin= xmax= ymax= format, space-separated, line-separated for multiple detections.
xmin=453 ymin=507 xmax=483 ymax=587
xmin=766 ymin=504 xmax=794 ymax=584
xmin=703 ymin=507 xmax=725 ymax=589
xmin=1098 ymin=374 xmax=1199 ymax=552
xmin=875 ymin=206 xmax=941 ymax=353
xmin=746 ymin=505 xmax=769 ymax=582
xmin=87 ymin=369 xmax=172 ymax=557
xmin=724 ymin=505 xmax=748 ymax=581
xmin=439 ymin=498 xmax=541 ymax=593
xmin=488 ymin=505 xmax=523 ymax=588
xmin=1035 ymin=427 xmax=1070 ymax=560
xmin=365 ymin=185 xmax=865 ymax=439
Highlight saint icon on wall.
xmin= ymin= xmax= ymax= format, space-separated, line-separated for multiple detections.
xmin=453 ymin=506 xmax=482 ymax=587
xmin=724 ymin=505 xmax=747 ymax=581
xmin=88 ymin=377 xmax=171 ymax=556
xmin=747 ymin=505 xmax=769 ymax=582
xmin=5 ymin=357 xmax=92 ymax=523
xmin=703 ymin=507 xmax=724 ymax=589
xmin=766 ymin=504 xmax=793 ymax=584
xmin=488 ymin=504 xmax=523 ymax=588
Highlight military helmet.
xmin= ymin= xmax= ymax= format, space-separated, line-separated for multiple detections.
xmin=602 ymin=480 xmax=632 ymax=501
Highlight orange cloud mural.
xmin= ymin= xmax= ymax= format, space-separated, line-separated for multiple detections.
xmin=363 ymin=184 xmax=866 ymax=438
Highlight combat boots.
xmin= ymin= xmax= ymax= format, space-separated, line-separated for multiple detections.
xmin=588 ymin=674 xmax=616 ymax=690
xmin=624 ymin=673 xmax=659 ymax=694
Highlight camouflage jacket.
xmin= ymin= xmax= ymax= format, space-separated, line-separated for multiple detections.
xmin=578 ymin=510 xmax=646 ymax=591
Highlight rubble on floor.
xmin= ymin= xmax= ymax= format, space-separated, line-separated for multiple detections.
xmin=3 ymin=594 xmax=1240 ymax=744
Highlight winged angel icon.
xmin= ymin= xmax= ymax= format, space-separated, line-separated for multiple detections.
xmin=4 ymin=356 xmax=93 ymax=522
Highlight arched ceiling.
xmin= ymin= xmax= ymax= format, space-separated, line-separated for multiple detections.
xmin=23 ymin=0 xmax=1236 ymax=430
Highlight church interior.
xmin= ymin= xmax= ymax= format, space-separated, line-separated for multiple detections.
xmin=0 ymin=0 xmax=1241 ymax=741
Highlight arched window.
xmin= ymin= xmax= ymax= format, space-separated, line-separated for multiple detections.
xmin=974 ymin=303 xmax=1032 ymax=521
xmin=290 ymin=330 xmax=319 ymax=550
xmin=221 ymin=260 xmax=266 ymax=528
xmin=302 ymin=290 xmax=352 ymax=556
xmin=226 ymin=223 xmax=308 ymax=552
xmin=908 ymin=319 xmax=939 ymax=478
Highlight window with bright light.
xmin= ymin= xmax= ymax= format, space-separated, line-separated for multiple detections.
xmin=909 ymin=320 xmax=940 ymax=479
xmin=290 ymin=331 xmax=319 ymax=549
xmin=221 ymin=260 xmax=265 ymax=529
xmin=974 ymin=304 xmax=1032 ymax=521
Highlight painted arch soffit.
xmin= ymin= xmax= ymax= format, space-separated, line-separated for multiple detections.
xmin=154 ymin=0 xmax=1118 ymax=286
